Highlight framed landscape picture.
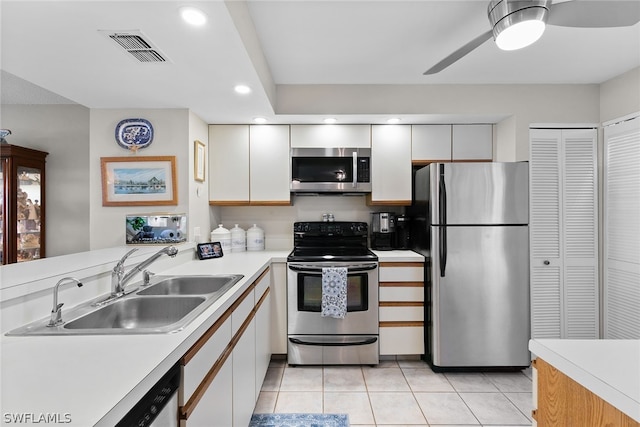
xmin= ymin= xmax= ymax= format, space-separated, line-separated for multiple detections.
xmin=101 ymin=156 xmax=177 ymax=206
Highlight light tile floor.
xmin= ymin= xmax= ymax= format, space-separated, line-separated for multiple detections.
xmin=254 ymin=357 xmax=533 ymax=426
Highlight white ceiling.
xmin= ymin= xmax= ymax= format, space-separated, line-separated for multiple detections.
xmin=1 ymin=0 xmax=639 ymax=124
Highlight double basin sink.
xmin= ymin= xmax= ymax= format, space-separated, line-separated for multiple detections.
xmin=7 ymin=274 xmax=243 ymax=336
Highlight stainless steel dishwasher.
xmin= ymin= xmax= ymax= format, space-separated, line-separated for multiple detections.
xmin=116 ymin=363 xmax=180 ymax=427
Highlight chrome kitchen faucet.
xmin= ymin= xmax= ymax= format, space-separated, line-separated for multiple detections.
xmin=111 ymin=246 xmax=178 ymax=297
xmin=47 ymin=277 xmax=83 ymax=327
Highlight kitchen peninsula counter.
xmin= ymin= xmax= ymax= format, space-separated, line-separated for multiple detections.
xmin=529 ymin=339 xmax=640 ymax=425
xmin=1 ymin=249 xmax=289 ymax=427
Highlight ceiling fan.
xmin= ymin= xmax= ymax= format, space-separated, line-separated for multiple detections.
xmin=424 ymin=0 xmax=640 ymax=75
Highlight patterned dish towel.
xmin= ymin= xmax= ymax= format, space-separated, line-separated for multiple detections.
xmin=321 ymin=267 xmax=348 ymax=318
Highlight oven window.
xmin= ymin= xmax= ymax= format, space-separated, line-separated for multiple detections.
xmin=297 ymin=272 xmax=368 ymax=312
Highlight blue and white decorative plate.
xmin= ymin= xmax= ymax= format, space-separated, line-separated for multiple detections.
xmin=115 ymin=118 xmax=154 ymax=150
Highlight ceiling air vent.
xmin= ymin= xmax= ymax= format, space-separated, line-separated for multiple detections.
xmin=102 ymin=31 xmax=168 ymax=63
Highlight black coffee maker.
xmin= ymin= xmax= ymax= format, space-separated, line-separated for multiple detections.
xmin=394 ymin=215 xmax=411 ymax=249
xmin=371 ymin=212 xmax=396 ymax=250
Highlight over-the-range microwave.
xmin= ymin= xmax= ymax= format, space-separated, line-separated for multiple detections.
xmin=290 ymin=147 xmax=371 ymax=193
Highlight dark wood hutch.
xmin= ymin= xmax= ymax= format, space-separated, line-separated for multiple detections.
xmin=1 ymin=144 xmax=48 ymax=264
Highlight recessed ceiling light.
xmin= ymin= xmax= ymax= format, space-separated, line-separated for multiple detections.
xmin=387 ymin=118 xmax=401 ymax=124
xmin=253 ymin=117 xmax=267 ymax=124
xmin=180 ymin=6 xmax=207 ymax=26
xmin=234 ymin=85 xmax=251 ymax=95
xmin=323 ymin=118 xmax=337 ymax=124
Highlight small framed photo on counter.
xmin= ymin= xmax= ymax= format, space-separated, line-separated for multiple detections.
xmin=197 ymin=242 xmax=223 ymax=260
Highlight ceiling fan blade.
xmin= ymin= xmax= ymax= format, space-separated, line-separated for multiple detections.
xmin=424 ymin=29 xmax=493 ymax=75
xmin=549 ymin=1 xmax=640 ymax=28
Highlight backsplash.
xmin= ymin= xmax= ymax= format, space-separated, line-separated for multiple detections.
xmin=218 ymin=196 xmax=404 ymax=250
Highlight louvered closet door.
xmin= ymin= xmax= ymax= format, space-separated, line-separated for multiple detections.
xmin=562 ymin=130 xmax=599 ymax=338
xmin=530 ymin=129 xmax=563 ymax=338
xmin=604 ymin=117 xmax=640 ymax=339
xmin=529 ymin=128 xmax=598 ymax=339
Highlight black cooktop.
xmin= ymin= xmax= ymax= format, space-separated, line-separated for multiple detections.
xmin=287 ymin=221 xmax=378 ymax=262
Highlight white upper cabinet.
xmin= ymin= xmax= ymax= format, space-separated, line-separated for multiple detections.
xmin=290 ymin=124 xmax=371 ymax=148
xmin=412 ymin=125 xmax=452 ymax=162
xmin=370 ymin=125 xmax=412 ymax=204
xmin=249 ymin=125 xmax=291 ymax=205
xmin=209 ymin=125 xmax=250 ymax=203
xmin=209 ymin=124 xmax=290 ymax=205
xmin=411 ymin=124 xmax=493 ymax=162
xmin=452 ymin=124 xmax=493 ymax=160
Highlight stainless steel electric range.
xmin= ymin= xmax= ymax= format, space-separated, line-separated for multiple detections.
xmin=286 ymin=221 xmax=379 ymax=365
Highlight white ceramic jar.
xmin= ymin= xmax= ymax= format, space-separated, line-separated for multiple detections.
xmin=230 ymin=224 xmax=246 ymax=252
xmin=246 ymin=224 xmax=264 ymax=251
xmin=210 ymin=224 xmax=231 ymax=253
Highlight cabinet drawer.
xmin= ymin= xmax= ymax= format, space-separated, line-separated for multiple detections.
xmin=232 ymin=286 xmax=255 ymax=335
xmin=379 ymin=286 xmax=424 ymax=302
xmin=379 ymin=325 xmax=424 ymax=355
xmin=181 ymin=316 xmax=232 ymax=405
xmin=379 ymin=264 xmax=424 ymax=282
xmin=379 ymin=305 xmax=424 ymax=322
xmin=254 ymin=268 xmax=270 ymax=300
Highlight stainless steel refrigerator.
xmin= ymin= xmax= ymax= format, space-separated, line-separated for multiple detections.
xmin=411 ymin=162 xmax=530 ymax=370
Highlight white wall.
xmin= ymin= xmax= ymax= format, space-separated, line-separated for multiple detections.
xmin=0 ymin=104 xmax=91 ymax=257
xmin=89 ymin=109 xmax=191 ymax=249
xmin=220 ymin=195 xmax=403 ymax=250
xmin=600 ymin=66 xmax=640 ymax=123
xmin=188 ymin=111 xmax=213 ymax=243
xmin=276 ymin=84 xmax=601 ymax=161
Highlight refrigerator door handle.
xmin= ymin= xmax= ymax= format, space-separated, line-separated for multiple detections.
xmin=439 ymin=164 xmax=447 ymax=277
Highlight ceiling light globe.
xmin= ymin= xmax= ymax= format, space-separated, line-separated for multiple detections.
xmin=488 ymin=0 xmax=550 ymax=51
xmin=253 ymin=117 xmax=268 ymax=124
xmin=180 ymin=7 xmax=207 ymax=26
xmin=323 ymin=118 xmax=337 ymax=124
xmin=495 ymin=19 xmax=546 ymax=51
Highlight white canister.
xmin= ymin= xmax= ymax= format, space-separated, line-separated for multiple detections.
xmin=230 ymin=224 xmax=246 ymax=252
xmin=246 ymin=224 xmax=264 ymax=251
xmin=210 ymin=224 xmax=231 ymax=253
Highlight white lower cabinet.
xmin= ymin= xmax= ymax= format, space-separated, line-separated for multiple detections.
xmin=233 ymin=320 xmax=256 ymax=427
xmin=179 ymin=267 xmax=271 ymax=426
xmin=255 ymin=291 xmax=271 ymax=399
xmin=185 ymin=359 xmax=233 ymax=427
xmin=378 ymin=261 xmax=425 ymax=356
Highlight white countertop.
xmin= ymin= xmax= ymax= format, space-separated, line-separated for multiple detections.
xmin=372 ymin=249 xmax=425 ymax=262
xmin=0 ymin=250 xmax=289 ymax=427
xmin=529 ymin=339 xmax=640 ymax=422
xmin=0 ymin=248 xmax=421 ymax=426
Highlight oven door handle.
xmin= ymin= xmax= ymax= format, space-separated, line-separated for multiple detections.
xmin=289 ymin=337 xmax=378 ymax=347
xmin=288 ymin=263 xmax=378 ymax=273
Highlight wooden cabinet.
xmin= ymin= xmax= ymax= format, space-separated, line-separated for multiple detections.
xmin=369 ymin=125 xmax=412 ymax=205
xmin=378 ymin=262 xmax=425 ymax=355
xmin=1 ymin=144 xmax=48 ymax=265
xmin=179 ymin=267 xmax=271 ymax=426
xmin=412 ymin=124 xmax=493 ymax=164
xmin=533 ymin=358 xmax=639 ymax=426
xmin=529 ymin=127 xmax=599 ymax=339
xmin=290 ymin=124 xmax=371 ymax=148
xmin=208 ymin=125 xmax=290 ymax=205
